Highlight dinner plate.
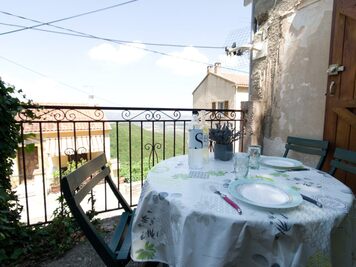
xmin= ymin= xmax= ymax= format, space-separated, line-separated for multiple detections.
xmin=261 ymin=156 xmax=303 ymax=169
xmin=228 ymin=179 xmax=302 ymax=209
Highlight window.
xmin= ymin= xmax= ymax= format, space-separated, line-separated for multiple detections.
xmin=212 ymin=101 xmax=229 ymax=116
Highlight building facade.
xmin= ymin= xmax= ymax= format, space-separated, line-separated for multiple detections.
xmin=193 ymin=62 xmax=249 ymax=111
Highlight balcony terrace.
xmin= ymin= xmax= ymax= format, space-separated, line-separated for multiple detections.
xmin=14 ymin=105 xmax=245 ymax=225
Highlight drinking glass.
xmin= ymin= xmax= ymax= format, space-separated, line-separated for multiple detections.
xmin=248 ymin=145 xmax=261 ymax=169
xmin=233 ymin=153 xmax=249 ymax=179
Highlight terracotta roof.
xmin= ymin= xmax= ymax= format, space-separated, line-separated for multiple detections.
xmin=17 ymin=104 xmax=111 ymax=133
xmin=193 ymin=71 xmax=249 ymax=95
xmin=216 ymin=72 xmax=249 ymax=87
xmin=22 ymin=122 xmax=111 ymax=134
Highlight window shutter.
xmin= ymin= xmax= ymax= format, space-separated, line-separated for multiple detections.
xmin=212 ymin=102 xmax=216 ymax=110
xmin=224 ymin=101 xmax=229 ymax=116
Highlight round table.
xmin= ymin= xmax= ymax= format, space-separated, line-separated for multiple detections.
xmin=131 ymin=154 xmax=355 ymax=267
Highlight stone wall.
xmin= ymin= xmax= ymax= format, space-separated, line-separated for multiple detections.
xmin=246 ymin=0 xmax=333 ymax=165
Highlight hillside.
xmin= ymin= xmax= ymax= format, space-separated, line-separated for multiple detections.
xmin=110 ymin=123 xmax=187 ymax=164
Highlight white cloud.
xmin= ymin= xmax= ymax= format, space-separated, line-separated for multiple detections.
xmin=2 ymin=74 xmax=88 ymax=104
xmin=156 ymin=47 xmax=208 ymax=76
xmin=88 ymin=42 xmax=147 ymax=64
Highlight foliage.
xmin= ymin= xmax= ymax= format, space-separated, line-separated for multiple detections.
xmin=52 ymin=159 xmax=87 ymax=185
xmin=110 ymin=123 xmax=186 ymax=181
xmin=0 ymin=78 xmax=96 ymax=266
xmin=0 ymin=77 xmax=36 ymax=264
xmin=110 ymin=123 xmax=186 ymax=162
xmin=119 ymin=159 xmax=151 ymax=182
xmin=209 ymin=122 xmax=243 ymax=145
xmin=19 ymin=197 xmax=82 ymax=265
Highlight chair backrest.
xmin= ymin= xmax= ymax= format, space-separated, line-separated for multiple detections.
xmin=329 ymin=147 xmax=356 ymax=176
xmin=61 ymin=153 xmax=132 ymax=267
xmin=283 ymin=136 xmax=329 ymax=170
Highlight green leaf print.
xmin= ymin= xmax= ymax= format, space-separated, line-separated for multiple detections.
xmin=270 ymin=172 xmax=289 ymax=178
xmin=208 ymin=170 xmax=226 ymax=176
xmin=290 ymin=185 xmax=300 ymax=191
xmin=172 ymin=173 xmax=190 ymax=179
xmin=306 ymin=251 xmax=331 ymax=267
xmin=254 ymin=175 xmax=275 ymax=182
xmin=136 ymin=242 xmax=157 ymax=260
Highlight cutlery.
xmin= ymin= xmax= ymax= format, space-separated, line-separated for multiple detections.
xmin=276 ymin=167 xmax=309 ymax=173
xmin=300 ymin=194 xmax=323 ymax=208
xmin=209 ymin=185 xmax=242 ymax=215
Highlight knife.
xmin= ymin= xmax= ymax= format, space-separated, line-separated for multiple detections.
xmin=301 ymin=194 xmax=323 ymax=208
xmin=209 ymin=185 xmax=242 ymax=214
xmin=276 ymin=167 xmax=309 ymax=172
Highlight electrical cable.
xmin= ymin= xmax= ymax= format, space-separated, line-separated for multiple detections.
xmin=0 ymin=0 xmax=139 ymax=36
xmin=0 ymin=14 xmax=246 ymax=73
xmin=0 ymin=55 xmax=119 ymax=106
xmin=0 ymin=21 xmax=224 ymax=49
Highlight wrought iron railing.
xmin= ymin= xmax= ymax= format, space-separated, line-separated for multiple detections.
xmin=14 ymin=105 xmax=245 ymax=225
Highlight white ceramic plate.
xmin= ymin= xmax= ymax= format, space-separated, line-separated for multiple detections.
xmin=228 ymin=180 xmax=302 ymax=209
xmin=261 ymin=156 xmax=303 ymax=169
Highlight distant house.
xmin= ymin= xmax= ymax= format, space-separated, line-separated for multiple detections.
xmin=12 ymin=104 xmax=111 ymax=190
xmin=192 ymin=62 xmax=249 ymax=111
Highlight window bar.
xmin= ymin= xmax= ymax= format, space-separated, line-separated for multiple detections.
xmin=163 ymin=121 xmax=166 ymax=160
xmin=88 ymin=121 xmax=95 ymax=213
xmin=116 ymin=121 xmax=120 ymax=209
xmin=56 ymin=122 xmax=63 ymax=213
xmin=128 ymin=121 xmax=133 ymax=206
xmin=173 ymin=121 xmax=176 ymax=156
xmin=140 ymin=121 xmax=144 ymax=187
xmin=152 ymin=121 xmax=155 ymax=166
xmin=241 ymin=110 xmax=245 ymax=152
xmin=102 ymin=121 xmax=107 ymax=211
xmin=183 ymin=121 xmax=186 ymax=154
xmin=20 ymin=123 xmax=30 ymax=225
xmin=88 ymin=122 xmax=92 ymax=160
xmin=73 ymin=122 xmax=78 ymax=168
xmin=39 ymin=122 xmax=48 ymax=223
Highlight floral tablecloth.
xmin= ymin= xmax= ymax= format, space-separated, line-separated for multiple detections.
xmin=131 ymin=155 xmax=355 ymax=267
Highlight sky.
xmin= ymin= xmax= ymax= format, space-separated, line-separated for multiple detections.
xmin=0 ymin=0 xmax=251 ymax=108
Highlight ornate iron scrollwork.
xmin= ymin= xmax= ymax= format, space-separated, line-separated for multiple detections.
xmin=121 ymin=109 xmax=182 ymax=121
xmin=144 ymin=142 xmax=162 ymax=168
xmin=18 ymin=107 xmax=104 ymax=122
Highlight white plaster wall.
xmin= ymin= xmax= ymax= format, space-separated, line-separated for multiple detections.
xmin=193 ymin=75 xmax=248 ymax=109
xmin=235 ymin=88 xmax=249 ymax=110
xmin=262 ymin=0 xmax=333 ymax=166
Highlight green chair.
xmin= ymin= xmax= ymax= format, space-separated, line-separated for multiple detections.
xmin=329 ymin=147 xmax=356 ymax=176
xmin=283 ymin=136 xmax=329 ymax=170
xmin=61 ymin=153 xmax=160 ymax=267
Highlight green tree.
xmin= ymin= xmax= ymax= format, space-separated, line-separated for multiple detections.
xmin=0 ymin=77 xmax=35 ymax=263
xmin=0 ymin=78 xmax=91 ymax=266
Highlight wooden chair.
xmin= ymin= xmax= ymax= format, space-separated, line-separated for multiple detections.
xmin=283 ymin=136 xmax=329 ymax=170
xmin=61 ymin=153 xmax=159 ymax=267
xmin=328 ymin=147 xmax=356 ymax=176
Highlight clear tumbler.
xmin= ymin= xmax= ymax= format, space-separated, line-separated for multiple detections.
xmin=248 ymin=145 xmax=261 ymax=169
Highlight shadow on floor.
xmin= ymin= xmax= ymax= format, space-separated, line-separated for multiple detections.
xmin=40 ymin=216 xmax=164 ymax=267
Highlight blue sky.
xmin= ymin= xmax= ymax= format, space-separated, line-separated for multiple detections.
xmin=0 ymin=0 xmax=251 ymax=108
